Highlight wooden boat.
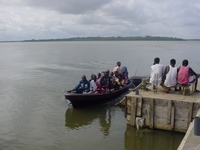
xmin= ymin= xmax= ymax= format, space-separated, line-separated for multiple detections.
xmin=64 ymin=83 xmax=133 ymax=108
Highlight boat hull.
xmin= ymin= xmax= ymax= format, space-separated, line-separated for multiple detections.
xmin=65 ymin=83 xmax=132 ymax=108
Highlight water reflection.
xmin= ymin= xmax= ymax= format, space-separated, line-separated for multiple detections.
xmin=124 ymin=125 xmax=184 ymax=150
xmin=65 ymin=106 xmax=111 ymax=137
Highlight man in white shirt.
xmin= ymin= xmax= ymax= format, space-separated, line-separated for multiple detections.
xmin=150 ymin=57 xmax=164 ymax=90
xmin=163 ymin=59 xmax=178 ymax=93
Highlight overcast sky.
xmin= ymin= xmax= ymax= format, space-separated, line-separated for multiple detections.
xmin=0 ymin=0 xmax=200 ymax=41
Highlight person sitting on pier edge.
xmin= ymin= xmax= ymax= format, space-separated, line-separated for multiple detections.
xmin=110 ymin=76 xmax=120 ymax=91
xmin=163 ymin=59 xmax=178 ymax=93
xmin=88 ymin=74 xmax=97 ymax=93
xmin=75 ymin=75 xmax=90 ymax=93
xmin=149 ymin=57 xmax=164 ymax=90
xmin=113 ymin=61 xmax=122 ymax=76
xmin=177 ymin=59 xmax=199 ymax=92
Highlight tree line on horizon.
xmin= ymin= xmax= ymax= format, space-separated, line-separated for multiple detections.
xmin=22 ymin=36 xmax=185 ymax=42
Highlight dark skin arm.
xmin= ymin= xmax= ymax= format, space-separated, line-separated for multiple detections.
xmin=189 ymin=67 xmax=197 ymax=76
xmin=162 ymin=66 xmax=169 ymax=83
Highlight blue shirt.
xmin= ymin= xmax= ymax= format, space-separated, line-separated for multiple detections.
xmin=75 ymin=80 xmax=90 ymax=93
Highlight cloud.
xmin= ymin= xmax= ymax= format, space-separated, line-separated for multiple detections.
xmin=0 ymin=0 xmax=200 ymax=41
xmin=25 ymin=0 xmax=113 ymax=14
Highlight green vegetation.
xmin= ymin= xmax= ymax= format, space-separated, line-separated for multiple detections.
xmin=22 ymin=36 xmax=185 ymax=42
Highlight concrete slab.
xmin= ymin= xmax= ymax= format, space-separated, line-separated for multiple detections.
xmin=128 ymin=79 xmax=200 ymax=103
xmin=177 ymin=110 xmax=200 ymax=150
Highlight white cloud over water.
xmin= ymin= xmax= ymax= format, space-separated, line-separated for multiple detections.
xmin=0 ymin=0 xmax=200 ymax=41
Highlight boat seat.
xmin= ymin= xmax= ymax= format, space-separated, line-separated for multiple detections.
xmin=175 ymin=82 xmax=195 ymax=96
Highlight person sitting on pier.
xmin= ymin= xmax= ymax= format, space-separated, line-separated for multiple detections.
xmin=163 ymin=59 xmax=178 ymax=93
xmin=177 ymin=59 xmax=199 ymax=92
xmin=75 ymin=75 xmax=90 ymax=93
xmin=149 ymin=57 xmax=164 ymax=90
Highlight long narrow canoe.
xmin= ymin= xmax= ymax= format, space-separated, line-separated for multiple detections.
xmin=64 ymin=83 xmax=133 ymax=108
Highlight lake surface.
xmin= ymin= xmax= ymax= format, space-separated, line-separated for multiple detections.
xmin=1 ymin=41 xmax=199 ymax=150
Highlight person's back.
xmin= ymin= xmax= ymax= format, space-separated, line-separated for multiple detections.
xmin=150 ymin=57 xmax=164 ymax=87
xmin=164 ymin=59 xmax=178 ymax=87
xmin=177 ymin=59 xmax=199 ymax=92
xmin=178 ymin=66 xmax=189 ymax=85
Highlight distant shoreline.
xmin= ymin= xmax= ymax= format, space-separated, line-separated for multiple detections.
xmin=1 ymin=36 xmax=200 ymax=42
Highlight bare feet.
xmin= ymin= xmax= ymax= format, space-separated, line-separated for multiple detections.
xmin=166 ymin=88 xmax=170 ymax=93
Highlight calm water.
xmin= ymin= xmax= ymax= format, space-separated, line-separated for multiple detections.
xmin=1 ymin=41 xmax=199 ymax=150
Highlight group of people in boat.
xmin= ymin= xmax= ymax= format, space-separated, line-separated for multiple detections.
xmin=75 ymin=62 xmax=130 ymax=94
xmin=149 ymin=57 xmax=199 ymax=93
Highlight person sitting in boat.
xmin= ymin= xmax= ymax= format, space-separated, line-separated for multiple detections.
xmin=95 ymin=71 xmax=105 ymax=93
xmin=113 ymin=70 xmax=118 ymax=79
xmin=88 ymin=74 xmax=94 ymax=82
xmin=149 ymin=57 xmax=164 ymax=90
xmin=177 ymin=59 xmax=199 ymax=92
xmin=110 ymin=76 xmax=120 ymax=91
xmin=97 ymin=72 xmax=101 ymax=79
xmin=99 ymin=71 xmax=111 ymax=92
xmin=96 ymin=71 xmax=104 ymax=88
xmin=121 ymin=66 xmax=129 ymax=77
xmin=75 ymin=75 xmax=90 ymax=93
xmin=109 ymin=71 xmax=114 ymax=78
xmin=88 ymin=74 xmax=97 ymax=93
xmin=121 ymin=66 xmax=130 ymax=85
xmin=113 ymin=61 xmax=122 ymax=76
xmin=116 ymin=74 xmax=125 ymax=88
xmin=163 ymin=59 xmax=178 ymax=93
xmin=123 ymin=74 xmax=130 ymax=85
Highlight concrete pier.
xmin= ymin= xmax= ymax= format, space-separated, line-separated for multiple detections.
xmin=177 ymin=109 xmax=200 ymax=150
xmin=125 ymin=85 xmax=200 ymax=132
xmin=124 ymin=79 xmax=200 ymax=149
